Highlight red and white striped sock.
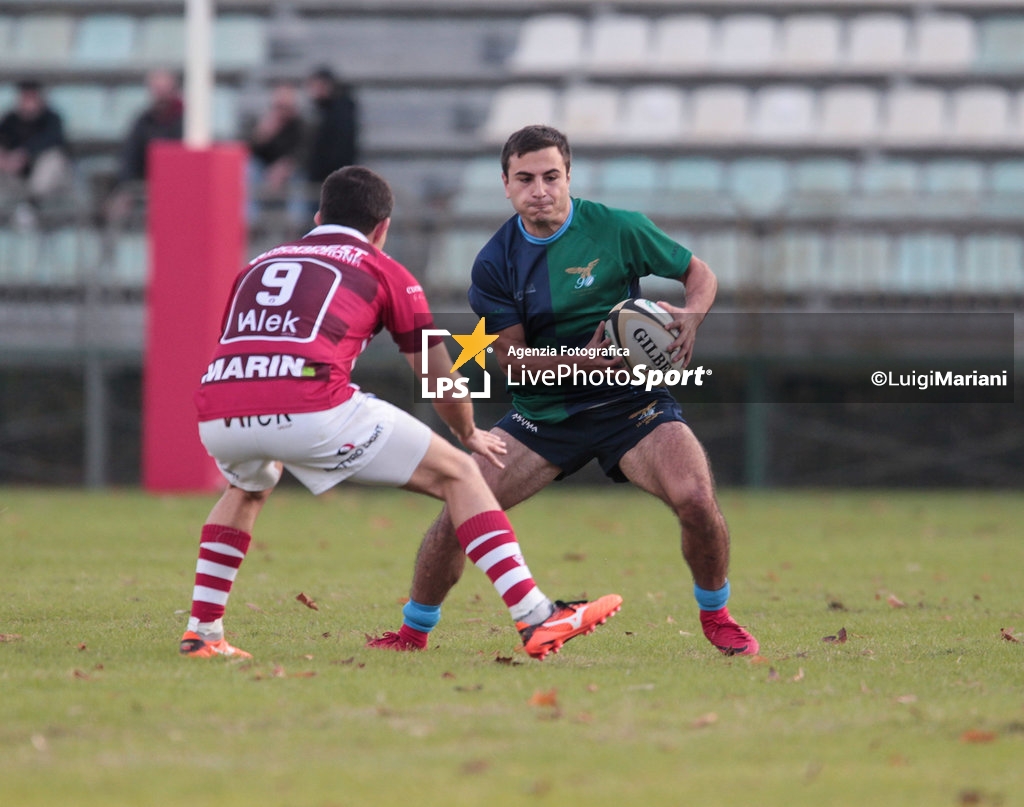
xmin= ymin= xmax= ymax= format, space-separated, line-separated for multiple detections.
xmin=456 ymin=511 xmax=551 ymax=623
xmin=187 ymin=524 xmax=251 ymax=639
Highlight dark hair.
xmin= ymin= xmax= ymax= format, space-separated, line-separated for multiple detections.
xmin=318 ymin=165 xmax=393 ymax=234
xmin=309 ymin=66 xmax=336 ymax=86
xmin=500 ymin=125 xmax=571 ymax=177
xmin=16 ymin=79 xmax=43 ymax=93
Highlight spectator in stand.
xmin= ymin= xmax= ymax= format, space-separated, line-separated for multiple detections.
xmin=105 ymin=69 xmax=184 ymax=224
xmin=303 ymin=66 xmax=358 ymax=212
xmin=0 ymin=79 xmax=73 ymax=225
xmin=245 ymin=81 xmax=305 ymax=227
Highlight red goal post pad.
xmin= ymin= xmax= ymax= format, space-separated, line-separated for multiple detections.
xmin=143 ymin=142 xmax=246 ymax=492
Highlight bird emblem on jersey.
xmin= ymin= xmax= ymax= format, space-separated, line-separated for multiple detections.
xmin=566 ymin=258 xmax=599 ymax=289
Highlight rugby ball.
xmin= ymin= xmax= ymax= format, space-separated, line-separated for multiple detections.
xmin=604 ymin=298 xmax=680 ymax=372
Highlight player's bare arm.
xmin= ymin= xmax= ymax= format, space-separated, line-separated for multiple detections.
xmin=405 ymin=342 xmax=507 ymax=468
xmin=658 ymin=256 xmax=718 ymax=368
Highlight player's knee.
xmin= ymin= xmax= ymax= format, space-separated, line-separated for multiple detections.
xmin=669 ymin=482 xmax=720 ymax=529
xmin=231 ymin=485 xmax=272 ymax=505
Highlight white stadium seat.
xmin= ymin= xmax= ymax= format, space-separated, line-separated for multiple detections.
xmin=690 ymin=85 xmax=750 ymax=140
xmin=587 ymin=14 xmax=650 ymax=73
xmin=716 ymin=15 xmax=777 ymax=70
xmin=951 ymin=86 xmax=1011 ymax=143
xmin=510 ymin=14 xmax=584 ymax=73
xmin=847 ymin=14 xmax=908 ymax=69
xmin=561 ymin=84 xmax=619 ymax=142
xmin=819 ymin=85 xmax=881 ymax=144
xmin=651 ymin=14 xmax=713 ymax=70
xmin=884 ymin=86 xmax=946 ymax=144
xmin=779 ymin=15 xmax=841 ymax=69
xmin=620 ymin=85 xmax=686 ymax=143
xmin=481 ymin=85 xmax=558 ymax=142
xmin=752 ymin=85 xmax=816 ymax=141
xmin=914 ymin=14 xmax=976 ymax=69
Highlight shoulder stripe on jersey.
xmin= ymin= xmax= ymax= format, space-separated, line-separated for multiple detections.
xmin=343 ymin=267 xmax=379 ymax=303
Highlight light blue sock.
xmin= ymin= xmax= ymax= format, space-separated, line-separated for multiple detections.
xmin=694 ymin=580 xmax=730 ymax=612
xmin=402 ymin=599 xmax=441 ymax=633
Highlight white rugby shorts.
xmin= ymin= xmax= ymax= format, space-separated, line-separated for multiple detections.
xmin=198 ymin=390 xmax=432 ymax=494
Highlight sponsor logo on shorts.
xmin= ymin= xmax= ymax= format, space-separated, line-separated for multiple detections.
xmin=329 ymin=423 xmax=384 ymax=470
xmin=510 ymin=412 xmax=538 ymax=433
xmin=629 ymin=402 xmax=662 ymax=428
xmin=222 ymin=414 xmax=293 ymax=429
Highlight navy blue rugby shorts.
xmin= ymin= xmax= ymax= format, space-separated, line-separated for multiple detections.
xmin=494 ymin=389 xmax=685 ymax=483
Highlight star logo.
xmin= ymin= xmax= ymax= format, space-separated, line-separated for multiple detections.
xmin=449 ymin=317 xmax=499 ymax=373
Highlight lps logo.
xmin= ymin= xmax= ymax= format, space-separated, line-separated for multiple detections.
xmin=421 ymin=317 xmax=497 ymax=399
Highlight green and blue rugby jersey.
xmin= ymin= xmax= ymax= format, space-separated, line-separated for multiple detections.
xmin=469 ymin=198 xmax=693 ymax=422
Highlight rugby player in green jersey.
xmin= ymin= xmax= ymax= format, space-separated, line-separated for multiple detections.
xmin=369 ymin=125 xmax=758 ymax=657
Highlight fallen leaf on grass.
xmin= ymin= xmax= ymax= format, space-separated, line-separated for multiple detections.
xmin=828 ymin=600 xmax=846 ymax=611
xmin=887 ymin=594 xmax=907 ymax=609
xmin=460 ymin=759 xmax=490 ymax=775
xmin=455 ymin=684 xmax=483 ymax=693
xmin=72 ymin=669 xmax=90 ymax=680
xmin=296 ymin=592 xmax=319 ymax=611
xmin=823 ymin=627 xmax=848 ymax=644
xmin=562 ymin=552 xmax=586 ymax=562
xmin=245 ymin=603 xmax=263 ymax=613
xmin=529 ymin=689 xmax=559 ymax=708
xmin=999 ymin=627 xmax=1020 ymax=643
xmin=895 ymin=694 xmax=918 ymax=704
xmin=767 ymin=667 xmax=780 ymax=681
xmin=77 ymin=643 xmax=87 ymax=651
xmin=692 ymin=712 xmax=718 ymax=728
xmin=960 ymin=729 xmax=998 ymax=744
xmin=0 ymin=634 xmax=22 ymax=642
xmin=251 ymin=664 xmax=316 ymax=680
xmin=493 ymin=655 xmax=522 ymax=666
xmin=792 ymin=667 xmax=805 ymax=682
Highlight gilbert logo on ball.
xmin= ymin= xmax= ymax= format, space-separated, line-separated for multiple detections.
xmin=604 ymin=298 xmax=680 ymax=372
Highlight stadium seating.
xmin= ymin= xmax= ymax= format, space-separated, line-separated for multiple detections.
xmin=509 ymin=14 xmax=584 ymax=73
xmin=10 ymin=14 xmax=75 ymax=64
xmin=0 ymin=1 xmax=1022 ymax=304
xmin=846 ymin=14 xmax=910 ymax=69
xmin=778 ymin=15 xmax=841 ymax=69
xmin=716 ymin=15 xmax=777 ymax=70
xmin=619 ymin=85 xmax=685 ymax=143
xmin=561 ymin=84 xmax=619 ymax=142
xmin=73 ymin=14 xmax=136 ymax=64
xmin=914 ymin=14 xmax=975 ymax=69
xmin=650 ymin=14 xmax=713 ymax=70
xmin=587 ymin=14 xmax=649 ymax=73
xmin=751 ymin=85 xmax=816 ymax=141
xmin=136 ymin=15 xmax=184 ymax=64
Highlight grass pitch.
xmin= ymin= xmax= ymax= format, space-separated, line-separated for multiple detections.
xmin=0 ymin=487 xmax=1021 ymax=807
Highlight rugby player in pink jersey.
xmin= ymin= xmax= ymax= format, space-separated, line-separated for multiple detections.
xmin=179 ymin=166 xmax=620 ymax=660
